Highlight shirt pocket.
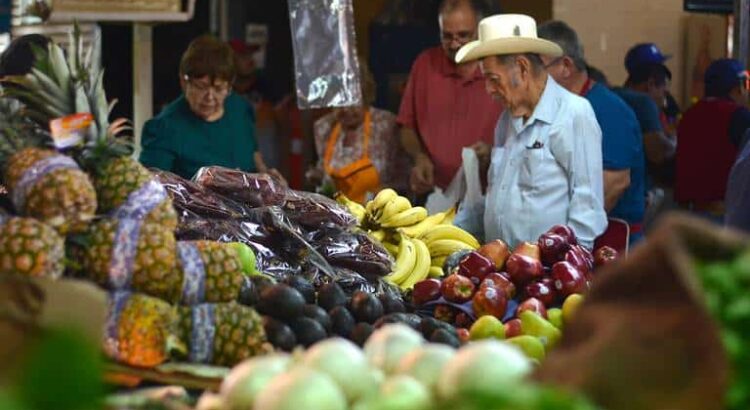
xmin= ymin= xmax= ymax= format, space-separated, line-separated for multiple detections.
xmin=519 ymin=147 xmax=545 ymax=191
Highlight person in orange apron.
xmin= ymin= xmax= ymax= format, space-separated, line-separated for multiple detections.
xmin=308 ymin=64 xmax=410 ymax=202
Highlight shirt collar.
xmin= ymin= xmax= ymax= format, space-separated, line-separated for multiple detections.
xmin=511 ymin=75 xmax=560 ymax=131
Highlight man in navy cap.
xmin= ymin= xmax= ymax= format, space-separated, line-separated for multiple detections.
xmin=675 ymin=58 xmax=750 ymax=222
xmin=614 ymin=43 xmax=676 ymax=166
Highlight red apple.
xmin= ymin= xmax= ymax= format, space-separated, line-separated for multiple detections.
xmin=525 ymin=280 xmax=557 ymax=307
xmin=477 ymin=239 xmax=511 ymax=270
xmin=517 ymin=297 xmax=548 ymax=319
xmin=472 ymin=286 xmax=508 ymax=320
xmin=441 ymin=273 xmax=476 ymax=303
xmin=455 ymin=312 xmax=474 ymax=328
xmin=564 ymin=248 xmax=590 ymax=276
xmin=594 ymin=246 xmax=619 ymax=267
xmin=548 ymin=224 xmax=578 ymax=246
xmin=551 ymin=261 xmax=589 ymax=297
xmin=457 ymin=251 xmax=495 ymax=285
xmin=513 ymin=241 xmax=541 ymax=261
xmin=572 ymin=244 xmax=594 ymax=271
xmin=538 ymin=232 xmax=571 ymax=266
xmin=434 ymin=304 xmax=457 ymax=323
xmin=481 ymin=272 xmax=516 ymax=299
xmin=456 ymin=328 xmax=470 ymax=344
xmin=504 ymin=319 xmax=523 ymax=338
xmin=506 ymin=254 xmax=544 ymax=286
xmin=412 ymin=279 xmax=442 ymax=306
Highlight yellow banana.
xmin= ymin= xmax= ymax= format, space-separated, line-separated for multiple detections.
xmin=369 ymin=229 xmax=386 ymax=242
xmin=381 ymin=206 xmax=428 ymax=228
xmin=378 ymin=196 xmax=412 ymax=222
xmin=419 ymin=224 xmax=480 ymax=249
xmin=385 ymin=237 xmax=418 ymax=285
xmin=427 ymin=238 xmax=476 ymax=258
xmin=335 ymin=192 xmax=366 ymax=224
xmin=428 ymin=266 xmax=445 ymax=278
xmin=367 ymin=188 xmax=398 ymax=217
xmin=397 ymin=209 xmax=449 ymax=238
xmin=400 ymin=238 xmax=431 ymax=290
xmin=440 ymin=206 xmax=457 ymax=225
xmin=383 ymin=241 xmax=400 ymax=257
xmin=431 ymin=256 xmax=448 ymax=269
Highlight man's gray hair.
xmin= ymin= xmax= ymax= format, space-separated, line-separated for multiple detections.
xmin=497 ymin=53 xmax=546 ymax=75
xmin=537 ymin=20 xmax=587 ymax=71
xmin=439 ymin=0 xmax=486 ymax=21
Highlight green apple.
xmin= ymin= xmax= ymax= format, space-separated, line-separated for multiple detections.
xmin=519 ymin=310 xmax=561 ymax=351
xmin=547 ymin=308 xmax=563 ymax=330
xmin=228 ymin=242 xmax=259 ymax=276
xmin=469 ymin=315 xmax=505 ymax=341
xmin=505 ymin=335 xmax=545 ymax=362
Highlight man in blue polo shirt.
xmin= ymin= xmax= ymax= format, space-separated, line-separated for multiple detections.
xmin=539 ymin=21 xmax=646 ymax=244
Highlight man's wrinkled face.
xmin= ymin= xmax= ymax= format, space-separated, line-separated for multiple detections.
xmin=439 ymin=8 xmax=478 ymax=62
xmin=480 ymin=56 xmax=527 ymax=117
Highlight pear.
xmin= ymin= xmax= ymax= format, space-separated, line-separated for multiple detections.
xmin=469 ymin=315 xmax=505 ymax=341
xmin=547 ymin=308 xmax=563 ymax=330
xmin=228 ymin=242 xmax=259 ymax=276
xmin=519 ymin=310 xmax=562 ymax=350
xmin=505 ymin=335 xmax=546 ymax=363
xmin=562 ymin=293 xmax=584 ymax=324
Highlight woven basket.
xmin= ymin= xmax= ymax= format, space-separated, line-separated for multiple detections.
xmin=535 ymin=212 xmax=742 ymax=410
xmin=52 ymin=0 xmax=181 ymax=13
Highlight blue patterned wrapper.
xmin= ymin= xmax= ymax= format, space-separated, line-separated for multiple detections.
xmin=189 ymin=304 xmax=216 ymax=363
xmin=12 ymin=155 xmax=79 ymax=210
xmin=178 ymin=241 xmax=207 ymax=304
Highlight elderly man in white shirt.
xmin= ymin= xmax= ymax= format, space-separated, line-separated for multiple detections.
xmin=456 ymin=14 xmax=607 ymax=249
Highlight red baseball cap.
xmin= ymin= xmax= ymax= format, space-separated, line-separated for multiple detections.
xmin=228 ymin=38 xmax=260 ymax=54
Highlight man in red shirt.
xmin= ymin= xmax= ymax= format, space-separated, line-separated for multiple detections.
xmin=398 ymin=0 xmax=504 ymax=195
xmin=676 ymin=58 xmax=750 ymax=219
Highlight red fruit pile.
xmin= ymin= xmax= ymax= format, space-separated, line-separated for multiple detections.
xmin=410 ymin=225 xmax=619 ymax=329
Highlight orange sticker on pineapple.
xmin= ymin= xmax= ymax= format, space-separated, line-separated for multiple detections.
xmin=49 ymin=113 xmax=93 ymax=149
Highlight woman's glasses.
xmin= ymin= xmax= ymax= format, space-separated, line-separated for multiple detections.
xmin=184 ymin=75 xmax=232 ymax=98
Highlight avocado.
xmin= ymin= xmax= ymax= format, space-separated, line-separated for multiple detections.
xmin=379 ymin=293 xmax=406 ymax=314
xmin=289 ymin=317 xmax=327 ymax=347
xmin=257 ymin=284 xmax=306 ymax=321
xmin=430 ymin=328 xmax=460 ymax=348
xmin=285 ymin=276 xmax=316 ymax=304
xmin=262 ymin=316 xmax=297 ymax=352
xmin=251 ymin=275 xmax=276 ymax=295
xmin=350 ymin=322 xmax=374 ymax=347
xmin=443 ymin=249 xmax=472 ymax=275
xmin=237 ymin=276 xmax=257 ymax=306
xmin=317 ymin=282 xmax=347 ymax=311
xmin=349 ymin=291 xmax=384 ymax=324
xmin=420 ymin=317 xmax=457 ymax=340
xmin=373 ymin=313 xmax=423 ymax=331
xmin=302 ymin=304 xmax=332 ymax=332
xmin=329 ymin=306 xmax=355 ymax=338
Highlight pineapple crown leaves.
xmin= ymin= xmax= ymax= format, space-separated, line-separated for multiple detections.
xmin=0 ymin=95 xmax=52 ymax=175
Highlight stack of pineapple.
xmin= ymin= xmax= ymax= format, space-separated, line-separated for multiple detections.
xmin=0 ymin=26 xmax=270 ymax=368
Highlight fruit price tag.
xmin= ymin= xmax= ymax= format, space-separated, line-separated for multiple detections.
xmin=49 ymin=113 xmax=93 ymax=149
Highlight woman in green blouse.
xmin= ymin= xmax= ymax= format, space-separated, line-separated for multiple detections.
xmin=139 ymin=35 xmax=283 ymax=182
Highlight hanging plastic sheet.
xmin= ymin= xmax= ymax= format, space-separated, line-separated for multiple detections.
xmin=287 ymin=0 xmax=362 ymax=109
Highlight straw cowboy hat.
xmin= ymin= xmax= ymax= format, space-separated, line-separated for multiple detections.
xmin=456 ymin=14 xmax=563 ymax=64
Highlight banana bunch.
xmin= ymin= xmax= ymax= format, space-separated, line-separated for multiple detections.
xmin=335 ymin=193 xmax=366 ymax=225
xmin=383 ymin=235 xmax=431 ymax=290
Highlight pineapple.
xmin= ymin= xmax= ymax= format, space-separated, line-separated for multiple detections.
xmin=104 ymin=291 xmax=185 ymax=368
xmin=82 ymin=218 xmax=178 ymax=293
xmin=177 ymin=302 xmax=271 ymax=367
xmin=0 ymin=99 xmax=96 ymax=234
xmin=2 ymin=24 xmax=177 ymax=231
xmin=0 ymin=217 xmax=65 ymax=278
xmin=175 ymin=241 xmax=248 ymax=304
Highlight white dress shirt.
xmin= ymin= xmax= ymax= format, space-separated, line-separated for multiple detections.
xmin=484 ymin=76 xmax=607 ymax=249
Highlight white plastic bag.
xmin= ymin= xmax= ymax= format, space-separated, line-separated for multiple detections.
xmin=453 ymin=148 xmax=485 ymax=241
xmin=424 ymin=167 xmax=465 ymax=215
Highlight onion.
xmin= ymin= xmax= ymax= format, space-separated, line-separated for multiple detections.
xmin=353 ymin=375 xmax=432 ymax=410
xmin=437 ymin=340 xmax=531 ymax=400
xmin=254 ymin=366 xmax=347 ymax=410
xmin=363 ymin=324 xmax=424 ymax=374
xmin=219 ymin=354 xmax=291 ymax=410
xmin=301 ymin=338 xmax=376 ymax=402
xmin=396 ymin=343 xmax=456 ymax=391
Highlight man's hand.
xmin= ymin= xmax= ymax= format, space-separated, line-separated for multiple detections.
xmin=410 ymin=153 xmax=435 ymax=194
xmin=471 ymin=141 xmax=491 ymax=176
